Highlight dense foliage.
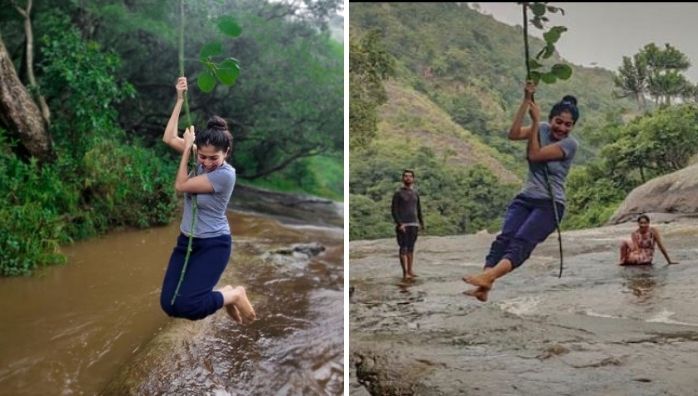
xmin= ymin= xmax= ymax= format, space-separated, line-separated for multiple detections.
xmin=564 ymin=104 xmax=698 ymax=229
xmin=350 ymin=143 xmax=516 ymax=240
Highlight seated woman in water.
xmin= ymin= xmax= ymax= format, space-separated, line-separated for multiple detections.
xmin=618 ymin=214 xmax=678 ymax=266
xmin=159 ymin=76 xmax=256 ymax=323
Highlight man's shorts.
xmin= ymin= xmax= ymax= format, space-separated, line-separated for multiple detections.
xmin=396 ymin=225 xmax=419 ymax=253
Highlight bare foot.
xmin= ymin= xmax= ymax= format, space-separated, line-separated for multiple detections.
xmin=231 ymin=286 xmax=256 ymax=323
xmin=463 ymin=287 xmax=489 ymax=302
xmin=462 ymin=273 xmax=493 ymax=290
xmin=225 ymin=304 xmax=242 ymax=324
xmin=407 ymin=272 xmax=418 ymax=278
xmin=216 ymin=286 xmax=242 ymax=324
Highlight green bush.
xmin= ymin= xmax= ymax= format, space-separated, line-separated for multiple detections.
xmin=243 ymin=155 xmax=343 ymax=201
xmin=82 ymin=139 xmax=177 ymax=231
xmin=0 ymin=141 xmax=68 ymax=275
xmin=0 ymin=128 xmax=177 ymax=276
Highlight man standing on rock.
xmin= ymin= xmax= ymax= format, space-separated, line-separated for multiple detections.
xmin=391 ymin=169 xmax=425 ymax=281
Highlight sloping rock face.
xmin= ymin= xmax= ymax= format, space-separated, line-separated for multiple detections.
xmin=350 ymin=220 xmax=698 ymax=395
xmin=232 ymin=185 xmax=343 ymax=228
xmin=610 ymin=164 xmax=698 ymax=224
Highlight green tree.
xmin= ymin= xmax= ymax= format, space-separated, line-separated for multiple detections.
xmin=613 ymin=54 xmax=648 ymax=110
xmin=565 ymin=104 xmax=698 ymax=230
xmin=349 ymin=29 xmax=394 ymax=149
xmin=641 ymin=43 xmax=692 ymax=106
xmin=611 ymin=104 xmax=698 ymax=178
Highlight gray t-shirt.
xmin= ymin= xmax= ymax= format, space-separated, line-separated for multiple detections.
xmin=180 ymin=162 xmax=236 ymax=238
xmin=520 ymin=122 xmax=578 ymax=205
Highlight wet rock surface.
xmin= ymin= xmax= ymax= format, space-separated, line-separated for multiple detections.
xmin=350 ymin=219 xmax=698 ymax=395
xmin=232 ymin=185 xmax=343 ymax=228
xmin=270 ymin=242 xmax=327 ymax=258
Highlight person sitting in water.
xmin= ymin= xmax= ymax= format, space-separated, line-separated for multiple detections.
xmin=618 ymin=214 xmax=678 ymax=266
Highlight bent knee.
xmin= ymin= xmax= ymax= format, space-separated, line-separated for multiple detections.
xmin=619 ymin=238 xmax=632 ymax=248
xmin=161 ymin=295 xmax=207 ymax=320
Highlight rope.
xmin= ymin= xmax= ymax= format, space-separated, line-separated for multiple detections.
xmin=523 ymin=3 xmax=564 ymax=277
xmin=170 ymin=155 xmax=198 ymax=306
xmin=171 ymin=0 xmax=197 ymax=305
xmin=543 ymin=166 xmax=564 ymax=278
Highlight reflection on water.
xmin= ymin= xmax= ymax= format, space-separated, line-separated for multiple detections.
xmin=397 ymin=278 xmax=417 ymax=294
xmin=0 ymin=210 xmax=343 ymax=395
xmin=620 ymin=265 xmax=662 ymax=303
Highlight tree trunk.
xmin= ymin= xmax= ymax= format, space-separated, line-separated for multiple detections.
xmin=0 ymin=34 xmax=54 ymax=162
xmin=14 ymin=0 xmax=51 ymax=125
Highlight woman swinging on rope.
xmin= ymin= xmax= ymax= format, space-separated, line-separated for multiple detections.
xmin=159 ymin=76 xmax=256 ymax=323
xmin=463 ymin=81 xmax=579 ymax=302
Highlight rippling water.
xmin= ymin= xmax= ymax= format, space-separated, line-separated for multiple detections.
xmin=0 ymin=210 xmax=343 ymax=395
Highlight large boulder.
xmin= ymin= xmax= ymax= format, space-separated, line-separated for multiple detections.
xmin=609 ymin=164 xmax=698 ymax=224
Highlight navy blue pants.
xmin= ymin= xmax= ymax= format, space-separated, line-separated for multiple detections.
xmin=160 ymin=233 xmax=231 ymax=320
xmin=485 ymin=194 xmax=564 ymax=270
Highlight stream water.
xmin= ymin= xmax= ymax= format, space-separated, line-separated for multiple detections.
xmin=1 ymin=206 xmax=343 ymax=395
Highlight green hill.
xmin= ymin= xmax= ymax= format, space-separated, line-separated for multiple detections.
xmin=378 ymin=81 xmax=520 ymax=184
xmin=351 ymin=2 xmax=633 ymax=160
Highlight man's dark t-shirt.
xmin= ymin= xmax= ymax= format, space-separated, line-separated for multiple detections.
xmin=391 ymin=186 xmax=423 ymax=227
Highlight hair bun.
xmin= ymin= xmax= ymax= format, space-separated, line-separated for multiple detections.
xmin=561 ymin=95 xmax=578 ymax=107
xmin=207 ymin=115 xmax=228 ymax=130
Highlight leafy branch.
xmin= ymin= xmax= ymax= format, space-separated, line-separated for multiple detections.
xmin=179 ymin=0 xmax=242 ymax=127
xmin=521 ymin=2 xmax=572 ymax=85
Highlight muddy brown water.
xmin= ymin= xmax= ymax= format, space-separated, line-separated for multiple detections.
xmin=350 ymin=220 xmax=698 ymax=395
xmin=0 ymin=208 xmax=343 ymax=395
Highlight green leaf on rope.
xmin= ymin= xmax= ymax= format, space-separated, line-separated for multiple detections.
xmin=530 ymin=17 xmax=544 ymax=30
xmin=200 ymin=41 xmax=223 ymax=61
xmin=547 ymin=5 xmax=565 ymax=15
xmin=197 ymin=69 xmax=216 ymax=92
xmin=217 ymin=15 xmax=242 ymax=37
xmin=528 ymin=59 xmax=543 ymax=70
xmin=536 ymin=44 xmax=555 ymax=59
xmin=543 ymin=26 xmax=567 ymax=45
xmin=529 ymin=70 xmax=542 ymax=84
xmin=216 ymin=58 xmax=240 ymax=85
xmin=540 ymin=71 xmax=557 ymax=84
xmin=530 ymin=3 xmax=546 ymax=16
xmin=551 ymin=63 xmax=572 ymax=80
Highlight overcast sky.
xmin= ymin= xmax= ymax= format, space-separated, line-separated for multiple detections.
xmin=472 ymin=2 xmax=698 ymax=83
